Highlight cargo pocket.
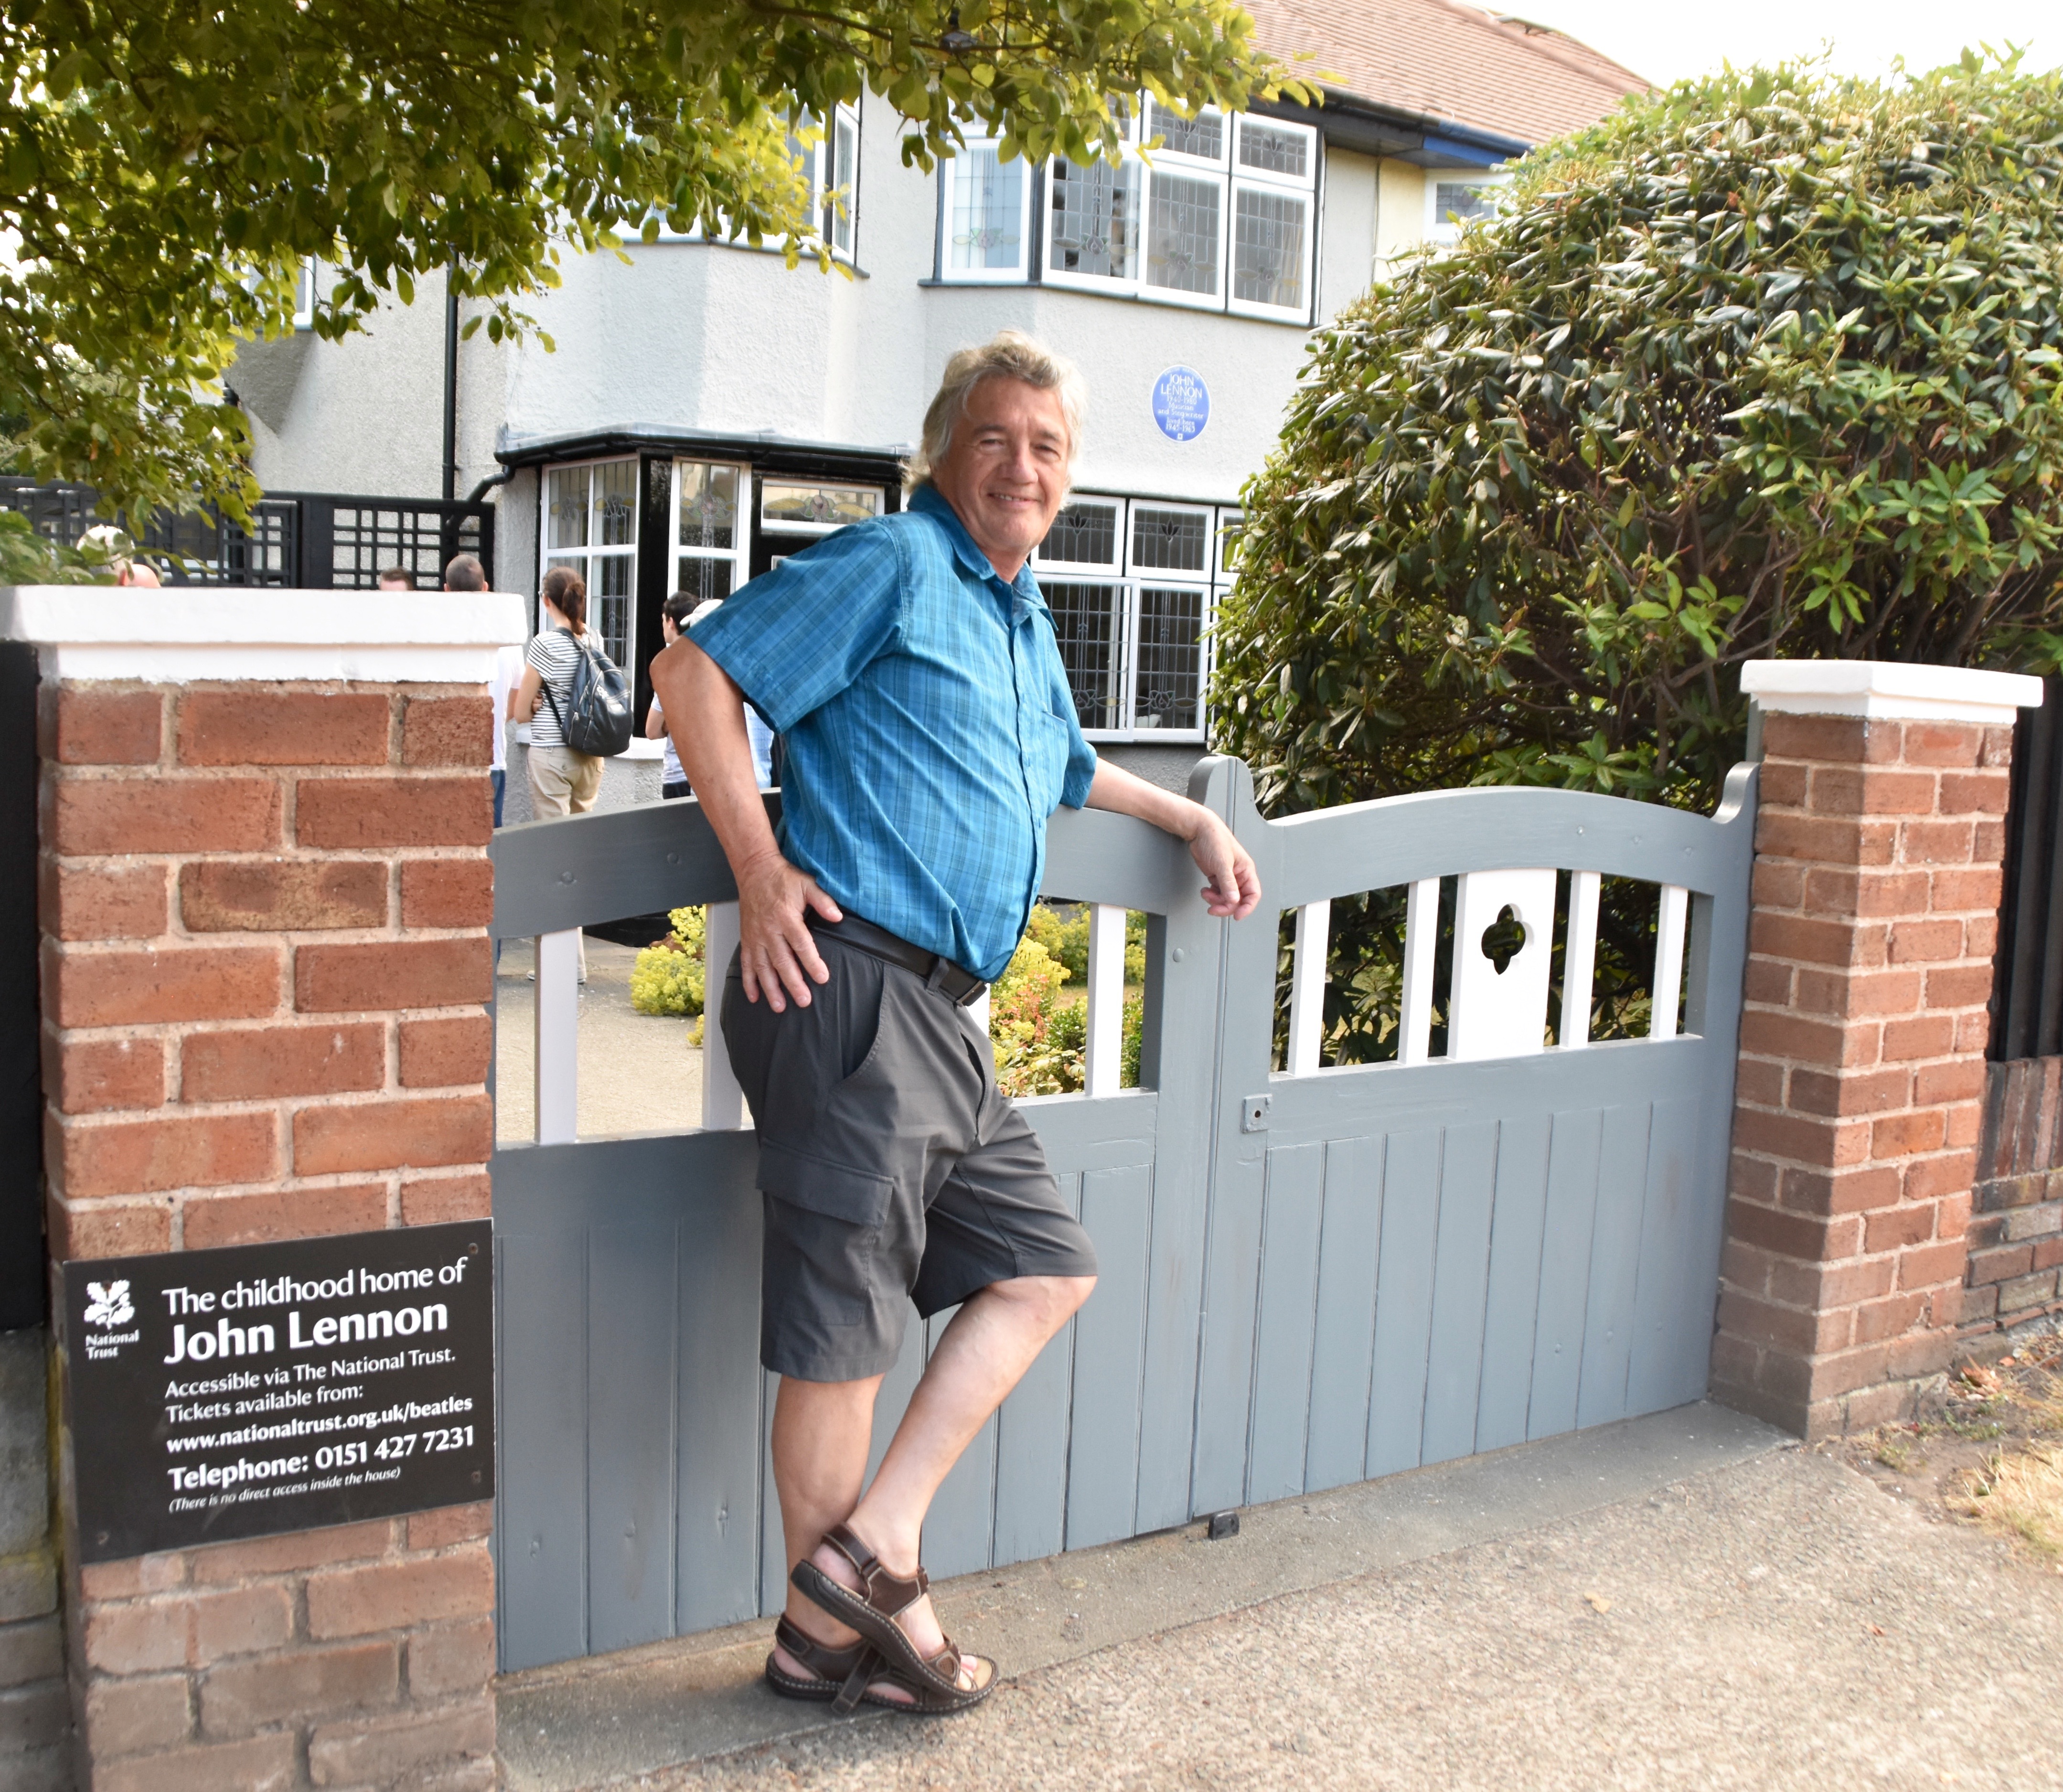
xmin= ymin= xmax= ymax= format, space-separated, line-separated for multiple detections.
xmin=757 ymin=1143 xmax=894 ymax=1229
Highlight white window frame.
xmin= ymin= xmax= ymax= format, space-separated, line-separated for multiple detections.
xmin=646 ymin=102 xmax=860 ymax=261
xmin=1004 ymin=99 xmax=1314 ymax=322
xmin=540 ymin=457 xmax=641 ymax=672
xmin=1031 ymin=492 xmax=1238 ymax=744
xmin=292 ymin=259 xmax=317 ymax=330
xmin=668 ymin=459 xmax=751 ymax=611
xmin=1424 ymin=168 xmax=1512 ymax=248
xmin=939 ymin=139 xmax=1035 ymax=284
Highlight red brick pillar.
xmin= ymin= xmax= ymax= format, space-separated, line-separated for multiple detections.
xmin=20 ymin=590 xmax=521 ymax=1790
xmin=1714 ymin=662 xmax=2042 ymax=1437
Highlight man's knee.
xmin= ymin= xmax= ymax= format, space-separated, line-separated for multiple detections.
xmin=991 ymin=1273 xmax=1097 ymax=1329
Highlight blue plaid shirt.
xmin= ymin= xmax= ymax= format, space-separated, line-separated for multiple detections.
xmin=691 ymin=485 xmax=1100 ymax=981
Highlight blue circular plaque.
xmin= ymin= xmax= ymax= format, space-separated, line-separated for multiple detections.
xmin=1151 ymin=366 xmax=1210 ymax=444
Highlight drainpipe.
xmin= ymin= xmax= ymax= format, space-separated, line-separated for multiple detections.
xmin=441 ymin=279 xmax=460 ymax=503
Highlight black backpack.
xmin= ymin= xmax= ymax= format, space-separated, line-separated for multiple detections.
xmin=541 ymin=629 xmax=633 ymax=757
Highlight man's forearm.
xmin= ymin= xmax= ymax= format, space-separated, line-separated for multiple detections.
xmin=651 ymin=640 xmax=778 ymax=875
xmin=1083 ymin=759 xmax=1205 ymax=840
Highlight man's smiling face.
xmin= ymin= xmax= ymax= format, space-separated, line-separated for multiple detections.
xmin=929 ymin=376 xmax=1072 ymax=583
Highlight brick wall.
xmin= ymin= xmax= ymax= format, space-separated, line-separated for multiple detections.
xmin=43 ymin=681 xmax=498 ymax=1790
xmin=1713 ymin=711 xmax=2012 ymax=1437
xmin=1964 ymin=1057 xmax=2063 ymax=1342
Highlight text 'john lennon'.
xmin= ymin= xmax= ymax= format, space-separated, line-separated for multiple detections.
xmin=162 ymin=1303 xmax=450 ymax=1365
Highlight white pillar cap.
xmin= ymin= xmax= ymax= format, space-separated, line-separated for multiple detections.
xmin=0 ymin=587 xmax=530 ymax=683
xmin=1741 ymin=660 xmax=2045 ymax=726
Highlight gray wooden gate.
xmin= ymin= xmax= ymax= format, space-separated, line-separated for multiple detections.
xmin=489 ymin=757 xmax=1757 ymax=1672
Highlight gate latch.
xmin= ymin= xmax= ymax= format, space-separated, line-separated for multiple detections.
xmin=1240 ymin=1094 xmax=1272 ymax=1134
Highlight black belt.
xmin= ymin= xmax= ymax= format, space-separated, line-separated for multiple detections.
xmin=807 ymin=912 xmax=988 ymax=1007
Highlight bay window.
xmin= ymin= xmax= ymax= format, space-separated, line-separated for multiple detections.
xmin=544 ymin=459 xmax=639 ymax=670
xmin=672 ymin=460 xmax=748 ymax=608
xmin=1032 ymin=495 xmax=1239 ymax=741
xmin=945 ymin=99 xmax=1315 ymax=321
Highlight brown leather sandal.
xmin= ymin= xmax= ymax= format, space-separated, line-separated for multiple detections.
xmin=763 ymin=1613 xmax=887 ymax=1714
xmin=789 ymin=1523 xmax=997 ymax=1713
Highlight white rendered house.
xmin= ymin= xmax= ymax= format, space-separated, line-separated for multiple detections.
xmin=230 ymin=0 xmax=1641 ymax=797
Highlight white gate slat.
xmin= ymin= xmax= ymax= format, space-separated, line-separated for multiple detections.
xmin=1449 ymin=868 xmax=1557 ymax=1063
xmin=1285 ymin=899 xmax=1330 ymax=1077
xmin=1561 ymin=869 xmax=1600 ymax=1048
xmin=1652 ymin=884 xmax=1689 ymax=1039
xmin=534 ymin=928 xmax=581 ymax=1145
xmin=1398 ymin=877 xmax=1442 ymax=1066
xmin=1083 ymin=903 xmax=1127 ymax=1098
xmin=701 ymin=902 xmax=745 ymax=1129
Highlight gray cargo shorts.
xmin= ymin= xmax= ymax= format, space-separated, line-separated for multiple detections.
xmin=720 ymin=928 xmax=1099 ymax=1382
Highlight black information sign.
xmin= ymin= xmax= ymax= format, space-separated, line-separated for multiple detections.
xmin=64 ymin=1220 xmax=494 ymax=1563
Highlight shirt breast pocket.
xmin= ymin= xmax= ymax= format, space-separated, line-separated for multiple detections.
xmin=1020 ymin=705 xmax=1072 ymax=815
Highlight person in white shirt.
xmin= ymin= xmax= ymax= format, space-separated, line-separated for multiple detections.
xmin=647 ymin=593 xmax=775 ymax=796
xmin=489 ymin=640 xmax=524 ymax=827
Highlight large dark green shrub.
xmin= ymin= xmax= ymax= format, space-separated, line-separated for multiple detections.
xmin=1218 ymin=56 xmax=2063 ymax=821
xmin=1216 ymin=56 xmax=2063 ymax=1058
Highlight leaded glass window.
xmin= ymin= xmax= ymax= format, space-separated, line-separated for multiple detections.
xmin=1134 ymin=586 xmax=1204 ymax=731
xmin=1131 ymin=507 xmax=1209 ymax=573
xmin=759 ymin=481 xmax=882 ymax=534
xmin=673 ymin=460 xmax=747 ymax=613
xmin=946 ymin=144 xmax=1026 ymax=276
xmin=1146 ymin=171 xmax=1222 ymax=297
xmin=1429 ymin=176 xmax=1509 ymax=247
xmin=1025 ymin=98 xmax=1315 ymax=320
xmin=1234 ymin=187 xmax=1307 ymax=311
xmin=540 ymin=458 xmax=639 ymax=671
xmin=1043 ymin=581 xmax=1124 ymax=730
xmin=1041 ymin=501 xmax=1121 ymax=568
xmin=1048 ymin=157 xmax=1138 ymax=282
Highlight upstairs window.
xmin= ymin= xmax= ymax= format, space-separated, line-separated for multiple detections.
xmin=942 ymin=100 xmax=1315 ymax=322
xmin=650 ymin=103 xmax=860 ymax=261
xmin=1426 ymin=171 xmax=1510 ymax=248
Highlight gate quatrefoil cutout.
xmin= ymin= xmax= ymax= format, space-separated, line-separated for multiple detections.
xmin=1478 ymin=904 xmax=1529 ymax=976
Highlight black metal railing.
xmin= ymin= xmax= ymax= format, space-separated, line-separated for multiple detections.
xmin=0 ymin=478 xmax=494 ymax=590
xmin=1990 ymin=673 xmax=2063 ymax=1060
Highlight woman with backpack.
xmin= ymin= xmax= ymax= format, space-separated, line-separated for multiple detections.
xmin=515 ymin=565 xmax=631 ymax=981
xmin=516 ymin=565 xmax=612 ymax=823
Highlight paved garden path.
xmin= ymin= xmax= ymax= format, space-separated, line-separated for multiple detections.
xmin=502 ymin=1405 xmax=2063 ymax=1790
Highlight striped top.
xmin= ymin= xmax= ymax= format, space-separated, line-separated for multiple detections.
xmin=523 ymin=628 xmax=585 ymax=750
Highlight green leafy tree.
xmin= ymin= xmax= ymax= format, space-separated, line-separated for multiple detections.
xmin=3 ymin=0 xmax=1300 ymax=522
xmin=1216 ymin=55 xmax=2063 ymax=1060
xmin=1218 ymin=54 xmax=2063 ymax=824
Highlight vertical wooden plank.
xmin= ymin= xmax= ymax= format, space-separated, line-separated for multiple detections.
xmin=1449 ymin=869 xmax=1558 ymax=1062
xmin=992 ymin=1173 xmax=1079 ymax=1567
xmin=587 ymin=1222 xmax=679 ymax=1653
xmin=1576 ymin=1104 xmax=1655 ymax=1429
xmin=1084 ymin=905 xmax=1127 ymax=1098
xmin=1420 ymin=1122 xmax=1498 ymax=1465
xmin=1245 ymin=1142 xmax=1325 ymax=1504
xmin=1305 ymin=1135 xmax=1383 ymax=1493
xmin=675 ymin=1186 xmax=766 ymax=1635
xmin=1066 ymin=1163 xmax=1152 ymax=1550
xmin=1527 ymin=1108 xmax=1603 ymax=1440
xmin=1366 ymin=1128 xmax=1442 ymax=1479
xmin=1625 ymin=1094 xmax=1704 ymax=1415
xmin=916 ymin=1307 xmax=997 ymax=1580
xmin=535 ymin=929 xmax=580 ymax=1144
xmin=1561 ymin=871 xmax=1600 ymax=1047
xmin=1188 ymin=1145 xmax=1266 ymax=1516
xmin=1474 ymin=1114 xmax=1552 ymax=1453
xmin=1285 ymin=902 xmax=1330 ymax=1076
xmin=701 ymin=903 xmax=744 ymax=1129
xmin=1652 ymin=885 xmax=1689 ymax=1038
xmin=495 ymin=1228 xmax=588 ymax=1670
xmin=1398 ymin=878 xmax=1441 ymax=1066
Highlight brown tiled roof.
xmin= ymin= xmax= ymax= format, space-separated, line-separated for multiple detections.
xmin=1248 ymin=0 xmax=1649 ymax=148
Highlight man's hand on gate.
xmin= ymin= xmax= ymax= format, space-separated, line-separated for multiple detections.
xmin=1184 ymin=808 xmax=1262 ymax=921
xmin=735 ymin=848 xmax=843 ymax=1011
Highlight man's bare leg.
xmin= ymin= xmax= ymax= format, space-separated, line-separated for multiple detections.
xmin=776 ymin=1273 xmax=1094 ymax=1697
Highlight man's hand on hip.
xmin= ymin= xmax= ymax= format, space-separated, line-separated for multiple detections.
xmin=736 ymin=849 xmax=844 ymax=1011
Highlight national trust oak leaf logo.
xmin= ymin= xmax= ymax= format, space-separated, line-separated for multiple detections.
xmin=84 ymin=1280 xmax=135 ymax=1329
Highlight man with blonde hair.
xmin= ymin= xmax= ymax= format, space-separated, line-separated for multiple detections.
xmin=651 ymin=330 xmax=1259 ymax=1715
